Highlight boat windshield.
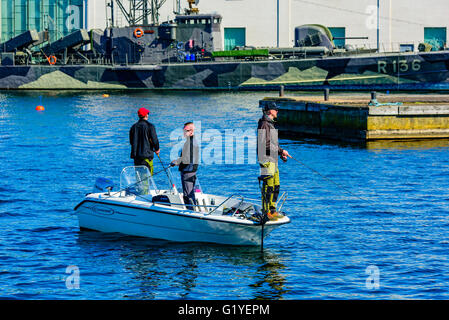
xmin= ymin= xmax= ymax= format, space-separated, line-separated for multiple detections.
xmin=120 ymin=166 xmax=158 ymax=195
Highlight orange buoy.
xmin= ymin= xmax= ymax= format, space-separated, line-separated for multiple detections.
xmin=102 ymin=94 xmax=110 ymax=98
xmin=134 ymin=27 xmax=144 ymax=38
xmin=47 ymin=55 xmax=57 ymax=65
xmin=36 ymin=105 xmax=45 ymax=111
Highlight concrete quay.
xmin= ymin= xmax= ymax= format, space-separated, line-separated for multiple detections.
xmin=260 ymin=94 xmax=449 ymax=141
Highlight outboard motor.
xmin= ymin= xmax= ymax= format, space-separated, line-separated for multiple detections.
xmin=93 ymin=177 xmax=114 ymax=194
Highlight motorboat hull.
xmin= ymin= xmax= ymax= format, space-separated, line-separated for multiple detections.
xmin=74 ymin=197 xmax=290 ymax=246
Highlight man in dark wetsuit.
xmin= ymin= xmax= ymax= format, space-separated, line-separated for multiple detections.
xmin=170 ymin=122 xmax=199 ymax=210
xmin=257 ymin=102 xmax=290 ymax=220
xmin=129 ymin=107 xmax=160 ymax=176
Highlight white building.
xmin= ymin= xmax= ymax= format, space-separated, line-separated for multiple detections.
xmin=89 ymin=0 xmax=448 ymax=52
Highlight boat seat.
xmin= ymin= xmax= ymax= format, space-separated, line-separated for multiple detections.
xmin=152 ymin=195 xmax=170 ymax=204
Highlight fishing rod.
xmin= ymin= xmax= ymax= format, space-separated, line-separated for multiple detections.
xmin=287 ymin=154 xmax=374 ymax=204
xmin=152 ymin=166 xmax=173 ymax=178
xmin=156 ymin=152 xmax=177 ymax=192
xmin=147 ymin=134 xmax=175 ymax=190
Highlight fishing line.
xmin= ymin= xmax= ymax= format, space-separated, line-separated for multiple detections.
xmin=293 ymin=0 xmax=428 ymax=27
xmin=288 ymin=155 xmax=375 ymax=204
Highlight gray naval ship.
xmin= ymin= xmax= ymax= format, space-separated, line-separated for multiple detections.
xmin=1 ymin=1 xmax=449 ymax=91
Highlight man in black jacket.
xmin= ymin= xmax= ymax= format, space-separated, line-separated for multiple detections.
xmin=129 ymin=107 xmax=160 ymax=176
xmin=170 ymin=122 xmax=199 ymax=210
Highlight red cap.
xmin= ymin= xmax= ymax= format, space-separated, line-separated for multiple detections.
xmin=137 ymin=107 xmax=150 ymax=118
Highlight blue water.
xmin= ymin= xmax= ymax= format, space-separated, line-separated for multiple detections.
xmin=1 ymin=91 xmax=449 ymax=300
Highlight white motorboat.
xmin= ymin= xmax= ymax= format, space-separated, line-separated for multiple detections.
xmin=74 ymin=166 xmax=290 ymax=246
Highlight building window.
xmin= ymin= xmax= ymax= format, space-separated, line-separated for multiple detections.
xmin=1 ymin=0 xmax=84 ymax=42
xmin=329 ymin=27 xmax=346 ymax=49
xmin=224 ymin=27 xmax=246 ymax=50
xmin=424 ymin=27 xmax=447 ymax=51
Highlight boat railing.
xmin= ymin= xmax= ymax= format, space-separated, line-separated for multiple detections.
xmin=152 ymin=201 xmax=218 ymax=210
xmin=276 ymin=191 xmax=288 ymax=213
xmin=332 ymin=40 xmax=449 ymax=57
xmin=207 ymin=194 xmax=244 ymax=216
xmin=152 ymin=194 xmax=246 ymax=216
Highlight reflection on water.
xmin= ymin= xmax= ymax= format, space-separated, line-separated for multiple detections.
xmin=77 ymin=231 xmax=288 ymax=299
xmin=250 ymin=256 xmax=289 ymax=300
xmin=76 ymin=230 xmax=288 ymax=300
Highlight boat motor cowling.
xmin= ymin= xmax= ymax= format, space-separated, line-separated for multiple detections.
xmin=93 ymin=177 xmax=114 ymax=193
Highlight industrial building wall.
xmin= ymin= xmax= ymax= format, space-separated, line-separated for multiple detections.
xmin=88 ymin=0 xmax=449 ymax=52
xmin=195 ymin=0 xmax=449 ymax=51
xmin=0 ymin=0 xmax=85 ymax=42
xmin=5 ymin=1 xmax=445 ymax=52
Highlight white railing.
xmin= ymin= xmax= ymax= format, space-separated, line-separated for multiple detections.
xmin=335 ymin=40 xmax=447 ymax=54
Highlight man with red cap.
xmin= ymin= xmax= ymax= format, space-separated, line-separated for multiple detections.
xmin=129 ymin=107 xmax=160 ymax=175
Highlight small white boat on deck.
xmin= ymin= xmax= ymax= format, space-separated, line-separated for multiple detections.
xmin=74 ymin=166 xmax=290 ymax=246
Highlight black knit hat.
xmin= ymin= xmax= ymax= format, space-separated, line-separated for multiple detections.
xmin=263 ymin=101 xmax=279 ymax=111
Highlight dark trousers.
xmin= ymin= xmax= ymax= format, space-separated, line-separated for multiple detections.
xmin=181 ymin=171 xmax=197 ymax=210
xmin=133 ymin=158 xmax=154 ymax=176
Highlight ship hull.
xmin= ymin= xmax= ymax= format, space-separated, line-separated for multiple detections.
xmin=2 ymin=51 xmax=449 ymax=90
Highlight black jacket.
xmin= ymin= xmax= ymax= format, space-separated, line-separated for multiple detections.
xmin=129 ymin=119 xmax=160 ymax=160
xmin=172 ymin=136 xmax=199 ymax=173
xmin=257 ymin=115 xmax=283 ymax=164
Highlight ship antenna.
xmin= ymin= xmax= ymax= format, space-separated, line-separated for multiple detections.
xmin=114 ymin=0 xmax=167 ymax=26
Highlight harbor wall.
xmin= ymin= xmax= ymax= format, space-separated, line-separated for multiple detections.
xmin=261 ymin=96 xmax=449 ymax=141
